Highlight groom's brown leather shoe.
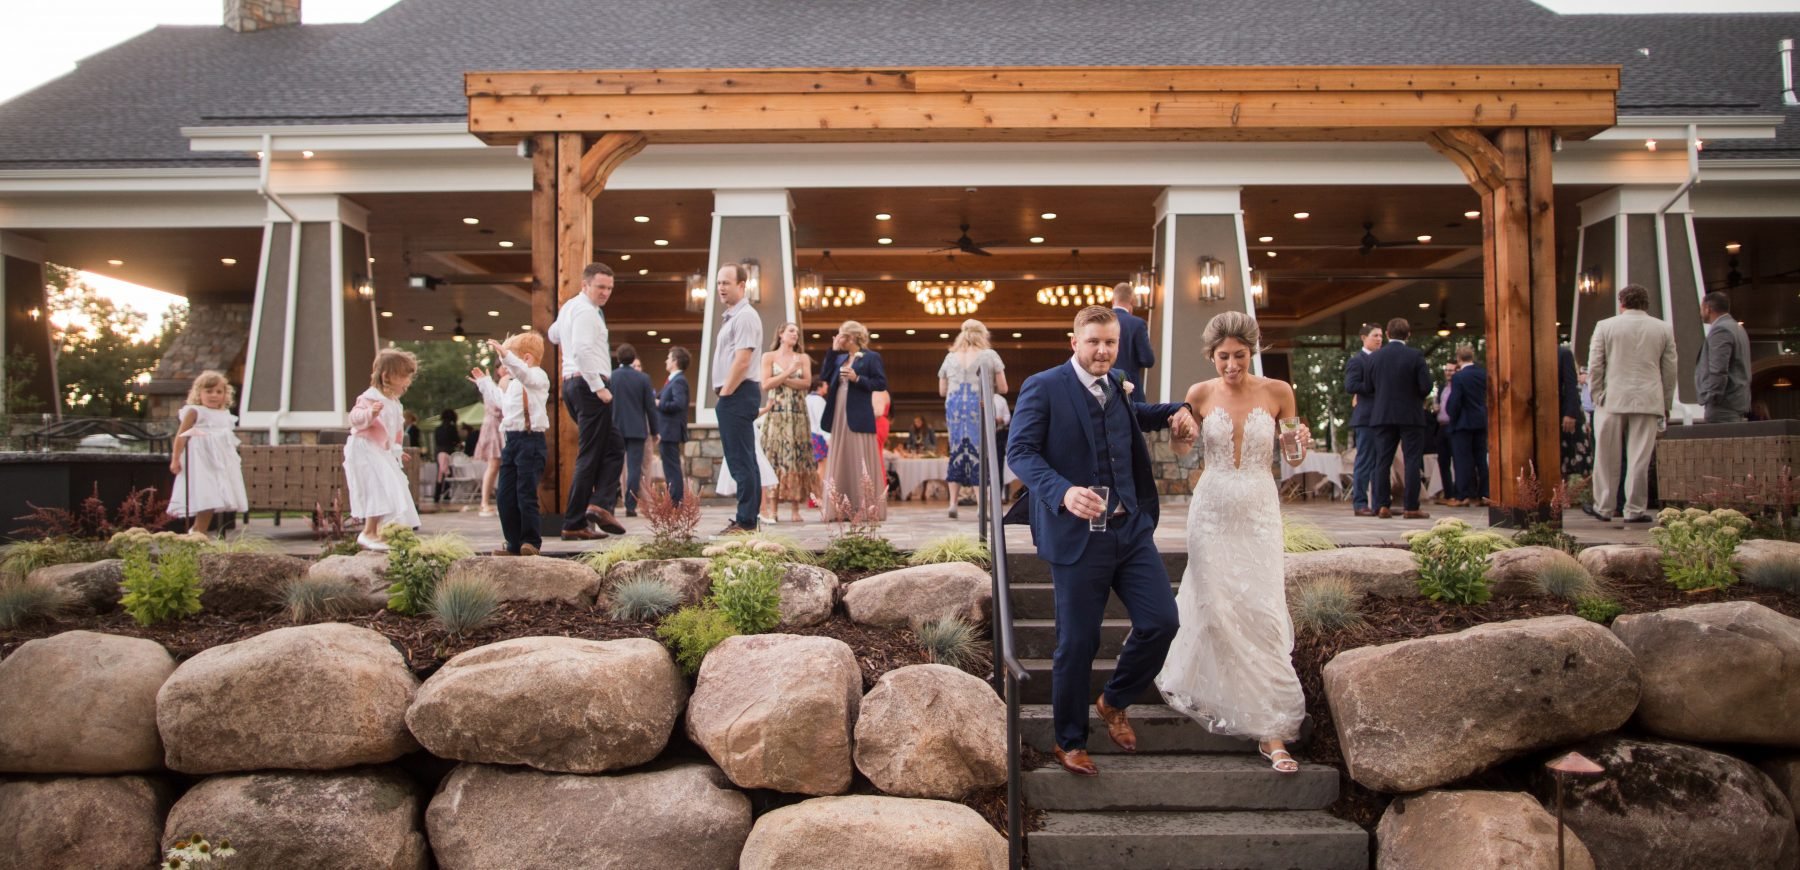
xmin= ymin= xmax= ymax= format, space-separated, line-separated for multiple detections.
xmin=1053 ymin=746 xmax=1099 ymax=777
xmin=1096 ymin=695 xmax=1138 ymax=753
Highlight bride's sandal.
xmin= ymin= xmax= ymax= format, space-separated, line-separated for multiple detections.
xmin=1259 ymin=744 xmax=1300 ymax=774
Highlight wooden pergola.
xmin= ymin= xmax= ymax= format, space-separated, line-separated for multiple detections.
xmin=464 ymin=64 xmax=1619 ymax=519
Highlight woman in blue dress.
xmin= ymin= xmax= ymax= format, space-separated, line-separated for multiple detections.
xmin=937 ymin=319 xmax=1007 ymax=519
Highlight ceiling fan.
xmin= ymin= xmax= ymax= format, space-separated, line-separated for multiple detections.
xmin=1357 ymin=221 xmax=1410 ymax=256
xmin=451 ymin=314 xmax=494 ymax=343
xmin=930 ymin=223 xmax=1004 ymax=257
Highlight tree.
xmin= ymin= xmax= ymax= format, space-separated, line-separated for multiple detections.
xmin=47 ymin=265 xmax=185 ymax=418
xmin=390 ymin=338 xmax=495 ymax=423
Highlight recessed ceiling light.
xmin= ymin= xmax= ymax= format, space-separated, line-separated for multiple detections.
xmin=1454 ymin=321 xmax=1467 ymax=328
xmin=1464 ymin=210 xmax=1481 ymax=219
xmin=870 ymin=332 xmax=881 ymax=339
xmin=653 ymin=239 xmax=669 ymax=246
xmin=1011 ymin=332 xmax=1022 ymax=338
xmin=462 ymin=217 xmax=479 ymax=225
xmin=1266 ymin=251 xmax=1278 ymax=258
xmin=633 ymin=215 xmax=650 ymax=223
xmin=368 ymin=257 xmax=375 ymax=264
xmin=1416 ymin=235 xmax=1432 ymax=243
xmin=812 ymin=333 xmax=820 ymax=338
xmin=905 ymin=329 xmax=916 ymax=335
xmin=1293 ymin=212 xmax=1310 ymax=220
xmin=939 ymin=333 xmax=950 ymax=339
xmin=646 ymin=329 xmax=659 ymax=336
xmin=875 ymin=213 xmax=892 ymax=221
xmin=521 ymin=324 xmax=532 ymax=331
xmin=422 ymin=325 xmax=436 ymax=331
xmin=301 ymin=150 xmax=314 ymax=159
xmin=498 ymin=240 xmax=514 ymax=248
xmin=106 ymin=259 xmax=123 ymax=266
xmin=660 ymin=337 xmax=670 ymax=344
xmin=619 ymin=253 xmax=631 ymax=260
xmin=486 ymin=310 xmax=499 ymax=317
xmin=1041 ymin=212 xmax=1058 ymax=220
xmin=877 ymin=238 xmax=893 ymax=245
xmin=1725 ymin=242 xmax=1742 ymax=254
xmin=1258 ymin=236 xmax=1274 ymax=243
xmin=380 ymin=310 xmax=394 ymax=318
xmin=1418 ymin=302 xmax=1431 ymax=309
xmin=638 ymin=268 xmax=649 ymax=275
xmin=1645 ymin=139 xmax=1657 ymax=152
xmin=1029 ymin=236 xmax=1045 ymax=244
xmin=220 ymin=257 xmax=237 ymax=266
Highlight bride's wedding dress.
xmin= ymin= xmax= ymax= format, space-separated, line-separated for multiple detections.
xmin=1156 ymin=406 xmax=1305 ymax=741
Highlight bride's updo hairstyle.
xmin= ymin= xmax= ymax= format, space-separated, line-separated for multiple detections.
xmin=1200 ymin=311 xmax=1262 ymax=359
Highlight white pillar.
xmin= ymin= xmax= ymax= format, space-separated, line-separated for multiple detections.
xmin=1152 ymin=186 xmax=1252 ymax=404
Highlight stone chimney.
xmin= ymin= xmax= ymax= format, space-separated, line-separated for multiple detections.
xmin=224 ymin=0 xmax=301 ymax=32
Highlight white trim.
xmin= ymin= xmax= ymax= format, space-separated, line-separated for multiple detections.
xmin=711 ymin=189 xmax=794 ymax=217
xmin=330 ymin=220 xmax=347 ymax=417
xmin=238 ymin=411 xmax=348 ymax=430
xmin=0 ymin=193 xmax=266 ymax=228
xmin=779 ymin=211 xmax=798 ymax=325
xmin=1688 ymin=182 xmax=1800 ymax=218
xmin=1233 ymin=209 xmax=1264 ymax=378
xmin=1684 ymin=211 xmax=1708 ymax=312
xmin=1615 ymin=212 xmax=1629 ymax=303
xmin=266 ymin=193 xmax=368 ymax=226
xmin=185 ymin=122 xmax=481 ymax=153
xmin=1654 ymin=209 xmax=1677 ymax=335
xmin=1568 ymin=229 xmax=1586 ymax=350
xmin=0 ymin=231 xmax=45 ymax=262
xmin=696 ymin=211 xmax=724 ymax=424
xmin=1157 ymin=186 xmax=1246 ymax=215
xmin=0 ymin=168 xmax=259 ymax=194
xmin=1578 ymin=185 xmax=1692 ymax=226
xmin=1156 ymin=215 xmax=1177 ymax=404
xmin=239 ymin=222 xmax=276 ymax=414
xmin=1592 ymin=115 xmax=1783 ymax=142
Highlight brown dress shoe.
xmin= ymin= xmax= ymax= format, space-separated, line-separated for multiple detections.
xmin=1377 ymin=507 xmax=1393 ymax=519
xmin=1095 ymin=695 xmax=1138 ymax=753
xmin=587 ymin=507 xmax=627 ymax=535
xmin=1403 ymin=510 xmax=1431 ymax=519
xmin=489 ymin=548 xmax=517 ymax=557
xmin=560 ymin=527 xmax=606 ymax=541
xmin=1053 ymin=746 xmax=1099 ymax=777
xmin=519 ymin=543 xmax=540 ymax=557
xmin=1354 ymin=509 xmax=1377 ymax=517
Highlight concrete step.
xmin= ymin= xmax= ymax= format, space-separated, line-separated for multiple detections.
xmin=1019 ymin=704 xmax=1255 ymax=755
xmin=1014 ymin=618 xmax=1135 ymax=659
xmin=1008 ymin=583 xmax=1179 ymax=621
xmin=1029 ymin=810 xmax=1370 ymax=870
xmin=1002 ymin=551 xmax=1189 ymax=586
xmin=1022 ymin=753 xmax=1339 ymax=811
xmin=1019 ymin=658 xmax=1156 ymax=705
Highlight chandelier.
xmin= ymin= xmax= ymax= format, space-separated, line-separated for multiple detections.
xmin=816 ymin=285 xmax=866 ymax=308
xmin=909 ymin=279 xmax=991 ymax=316
xmin=1035 ymin=283 xmax=1112 ymax=308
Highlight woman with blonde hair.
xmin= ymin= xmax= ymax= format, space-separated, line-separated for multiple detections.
xmin=759 ymin=322 xmax=816 ymax=523
xmin=938 ymin=319 xmax=1007 ymax=518
xmin=820 ymin=320 xmax=888 ymax=521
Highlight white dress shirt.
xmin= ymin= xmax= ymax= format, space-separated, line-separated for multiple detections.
xmin=711 ymin=298 xmax=763 ymax=392
xmin=476 ymin=348 xmax=551 ymax=433
xmin=549 ymin=293 xmax=611 ymax=393
xmin=806 ymin=392 xmax=828 ymax=440
xmin=1069 ymin=357 xmax=1113 ymax=406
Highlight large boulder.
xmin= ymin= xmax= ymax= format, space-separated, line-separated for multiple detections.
xmin=27 ymin=559 xmax=124 ymax=613
xmin=686 ymin=634 xmax=861 ymax=794
xmin=1532 ymin=736 xmax=1799 ymax=870
xmin=0 ymin=775 xmax=169 ymax=869
xmin=1736 ymin=538 xmax=1800 ymax=577
xmin=1578 ymin=544 xmax=1663 ymax=586
xmin=606 ymin=558 xmax=714 ymax=605
xmin=853 ymin=664 xmax=1006 ymax=799
xmin=1758 ymin=754 xmax=1800 ymax=835
xmin=776 ymin=564 xmax=840 ymax=628
xmin=163 ymin=768 xmax=427 ymax=870
xmin=307 ymin=552 xmax=393 ymax=608
xmin=198 ymin=552 xmax=309 ymax=615
xmin=1486 ymin=546 xmax=1590 ymax=597
xmin=0 ymin=630 xmax=174 ymax=773
xmin=1611 ymin=602 xmax=1800 ymax=746
xmin=426 ymin=763 xmax=751 ymax=870
xmin=1376 ymin=790 xmax=1594 ymax=870
xmin=156 ymin=623 xmax=419 ymax=773
xmin=1285 ymin=547 xmax=1419 ymax=598
xmin=1324 ymin=615 xmax=1639 ymax=793
xmin=739 ymin=795 xmax=1007 ymax=870
xmin=445 ymin=555 xmax=600 ymax=606
xmin=843 ymin=563 xmax=991 ymax=628
xmin=407 ymin=636 xmax=685 ymax=773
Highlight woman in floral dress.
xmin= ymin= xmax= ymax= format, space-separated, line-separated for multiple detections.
xmin=937 ymin=319 xmax=1007 ymax=519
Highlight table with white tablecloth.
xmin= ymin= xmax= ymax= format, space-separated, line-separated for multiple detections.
xmin=887 ymin=455 xmax=947 ymax=500
xmin=1279 ymin=451 xmax=1348 ymax=498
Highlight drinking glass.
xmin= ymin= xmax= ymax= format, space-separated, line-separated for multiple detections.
xmin=1279 ymin=417 xmax=1308 ymax=464
xmin=1087 ymin=486 xmax=1111 ymax=532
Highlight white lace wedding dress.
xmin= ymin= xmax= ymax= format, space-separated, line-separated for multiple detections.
xmin=1155 ymin=406 xmax=1305 ymax=742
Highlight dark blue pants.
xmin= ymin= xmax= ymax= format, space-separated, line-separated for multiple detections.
xmin=496 ymin=431 xmax=546 ymax=553
xmin=1372 ymin=424 xmax=1425 ymax=512
xmin=623 ymin=437 xmax=646 ymax=512
xmin=660 ymin=439 xmax=686 ymax=505
xmin=715 ymin=383 xmax=761 ymax=529
xmin=1050 ymin=513 xmax=1179 ymax=750
xmin=561 ymin=379 xmax=624 ymax=529
xmin=1351 ymin=425 xmax=1378 ymax=510
xmin=1451 ymin=429 xmax=1488 ymax=501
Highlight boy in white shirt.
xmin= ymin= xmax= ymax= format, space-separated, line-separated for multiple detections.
xmin=471 ymin=333 xmax=551 ymax=555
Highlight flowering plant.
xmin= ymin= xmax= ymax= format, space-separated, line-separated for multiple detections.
xmin=163 ymin=832 xmax=237 ymax=868
xmin=1652 ymin=507 xmax=1751 ymax=591
xmin=1403 ymin=517 xmax=1516 ymax=605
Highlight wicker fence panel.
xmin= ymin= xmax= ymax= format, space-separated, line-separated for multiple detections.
xmin=238 ymin=445 xmax=421 ymax=513
xmin=1655 ymin=433 xmax=1800 ymax=505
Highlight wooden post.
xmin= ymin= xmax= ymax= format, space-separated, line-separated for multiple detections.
xmin=530 ymin=133 xmax=561 ymax=513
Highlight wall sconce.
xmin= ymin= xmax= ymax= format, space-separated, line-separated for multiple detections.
xmin=1577 ymin=266 xmax=1602 ymax=296
xmin=684 ymin=271 xmax=708 ymax=313
xmin=740 ymin=258 xmax=762 ymax=304
xmin=1249 ymin=268 xmax=1268 ymax=309
xmin=1197 ymin=256 xmax=1226 ymax=302
xmin=26 ymin=307 xmax=41 ymax=322
xmin=354 ymin=275 xmax=375 ymax=301
xmin=796 ymin=269 xmax=823 ymax=312
xmin=1129 ymin=268 xmax=1155 ymax=309
xmin=1726 ymin=257 xmax=1743 ymax=288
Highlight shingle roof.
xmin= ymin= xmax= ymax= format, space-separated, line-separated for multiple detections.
xmin=2 ymin=0 xmax=1796 ymax=168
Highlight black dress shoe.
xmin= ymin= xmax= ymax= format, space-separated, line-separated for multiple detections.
xmin=625 ymin=508 xmax=638 ymax=518
xmin=1581 ymin=503 xmax=1611 ymax=522
xmin=560 ymin=527 xmax=607 ymax=541
xmin=1622 ymin=514 xmax=1653 ymax=523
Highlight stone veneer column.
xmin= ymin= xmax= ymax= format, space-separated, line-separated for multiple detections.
xmin=694 ymin=189 xmax=797 ymax=423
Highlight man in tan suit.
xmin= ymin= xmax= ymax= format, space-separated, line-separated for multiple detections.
xmin=1584 ymin=284 xmax=1677 ymax=523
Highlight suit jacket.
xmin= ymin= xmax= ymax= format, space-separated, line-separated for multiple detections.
xmin=821 ymin=348 xmax=889 ymax=435
xmin=1344 ymin=349 xmax=1375 ymax=428
xmin=1363 ymin=340 xmax=1432 ymax=427
xmin=609 ymin=366 xmax=657 ymax=440
xmin=1005 ymin=362 xmax=1182 ymax=566
xmin=655 ymin=373 xmax=689 ymax=443
xmin=1557 ymin=345 xmax=1581 ymax=421
xmin=1588 ymin=309 xmax=1677 ymax=416
xmin=1696 ymin=313 xmax=1751 ymax=417
xmin=1446 ymin=364 xmax=1488 ymax=433
xmin=1112 ymin=306 xmax=1156 ymax=397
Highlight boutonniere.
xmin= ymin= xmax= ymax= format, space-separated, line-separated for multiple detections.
xmin=851 ymin=351 xmax=864 ymax=365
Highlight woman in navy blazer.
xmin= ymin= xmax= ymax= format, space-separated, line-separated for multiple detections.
xmin=820 ymin=321 xmax=888 ymax=520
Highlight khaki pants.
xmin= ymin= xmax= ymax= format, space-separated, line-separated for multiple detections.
xmin=1591 ymin=409 xmax=1659 ymax=519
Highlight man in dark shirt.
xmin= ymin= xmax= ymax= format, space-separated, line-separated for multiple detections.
xmin=609 ymin=344 xmax=659 ymax=517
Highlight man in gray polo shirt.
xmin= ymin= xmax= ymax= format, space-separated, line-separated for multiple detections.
xmin=712 ymin=262 xmax=763 ymax=534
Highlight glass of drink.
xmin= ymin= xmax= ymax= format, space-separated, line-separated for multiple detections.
xmin=1279 ymin=417 xmax=1308 ymax=464
xmin=1087 ymin=485 xmax=1110 ymax=532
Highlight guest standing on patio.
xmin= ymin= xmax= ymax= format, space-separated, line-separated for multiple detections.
xmin=1430 ymin=362 xmax=1457 ymax=506
xmin=1445 ymin=344 xmax=1488 ymax=506
xmin=1111 ymin=283 xmax=1155 ymax=399
xmin=1558 ymin=344 xmax=1590 ymax=479
xmin=471 ymin=368 xmax=506 ymax=517
xmin=1343 ymin=322 xmax=1383 ymax=516
xmin=710 ymin=262 xmax=764 ymax=535
xmin=1696 ymin=291 xmax=1751 ymax=424
xmin=1585 ymin=284 xmax=1677 ymax=524
xmin=939 ymin=319 xmax=1007 ymax=519
xmin=608 ymin=343 xmax=657 ymax=518
xmin=657 ymin=347 xmax=691 ymax=505
xmin=1365 ymin=318 xmax=1432 ymax=519
xmin=760 ymin=322 xmax=815 ymax=524
xmin=821 ymin=320 xmax=888 ymax=521
xmin=549 ymin=262 xmax=627 ymax=540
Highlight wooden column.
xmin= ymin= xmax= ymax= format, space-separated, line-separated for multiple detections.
xmin=1429 ymin=127 xmax=1561 ymax=523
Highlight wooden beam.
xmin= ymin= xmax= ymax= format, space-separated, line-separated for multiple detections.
xmin=578 ymin=132 xmax=648 ymax=200
xmin=1425 ymin=128 xmax=1506 ymax=195
xmin=530 ymin=132 xmax=562 ymax=513
xmin=1526 ymin=127 xmax=1562 ymax=504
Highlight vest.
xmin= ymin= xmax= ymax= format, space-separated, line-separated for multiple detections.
xmin=1084 ymin=375 xmax=1138 ymax=516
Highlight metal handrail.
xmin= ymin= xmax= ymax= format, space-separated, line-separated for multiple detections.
xmin=976 ymin=360 xmax=1028 ymax=870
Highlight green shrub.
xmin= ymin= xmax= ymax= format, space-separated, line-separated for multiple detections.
xmin=283 ymin=577 xmax=365 ymax=623
xmin=821 ymin=534 xmax=906 ymax=575
xmin=581 ymin=540 xmax=649 ymax=576
xmin=200 ymin=534 xmax=274 ymax=555
xmin=414 ymin=533 xmax=475 ymax=562
xmin=430 ymin=573 xmax=499 ymax=637
xmin=909 ymin=533 xmax=991 ymax=566
xmin=1281 ymin=518 xmax=1335 ymax=553
xmin=916 ymin=617 xmax=984 ymax=670
xmin=1534 ymin=560 xmax=1603 ymax=601
xmin=319 ymin=539 xmax=364 ymax=558
xmin=710 ymin=560 xmax=783 ymax=634
xmin=1741 ymin=555 xmax=1800 ymax=595
xmin=1652 ymin=507 xmax=1751 ymax=591
xmin=0 ymin=579 xmax=68 ymax=629
xmin=119 ymin=541 xmax=203 ymax=627
xmin=0 ymin=538 xmax=108 ymax=581
xmin=383 ymin=526 xmax=464 ymax=616
xmin=608 ymin=577 xmax=682 ymax=622
xmin=1290 ymin=575 xmax=1364 ymax=634
xmin=1513 ymin=521 xmax=1579 ymax=555
xmin=1575 ymin=596 xmax=1624 ymax=624
xmin=1404 ymin=518 xmax=1514 ymax=605
xmin=732 ymin=530 xmax=816 ymax=564
xmin=656 ymin=605 xmax=739 ymax=675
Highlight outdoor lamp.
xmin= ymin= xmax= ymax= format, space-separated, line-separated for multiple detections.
xmin=684 ymin=271 xmax=708 ymax=313
xmin=1249 ymin=268 xmax=1268 ymax=309
xmin=740 ymin=259 xmax=762 ymax=304
xmin=1197 ymin=256 xmax=1226 ymax=302
xmin=354 ymin=275 xmax=375 ymax=301
xmin=1130 ymin=268 xmax=1155 ymax=309
xmin=796 ymin=269 xmax=823 ymax=312
xmin=1577 ymin=266 xmax=1601 ymax=296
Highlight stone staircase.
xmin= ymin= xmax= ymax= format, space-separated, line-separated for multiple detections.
xmin=1006 ymin=553 xmax=1370 ymax=870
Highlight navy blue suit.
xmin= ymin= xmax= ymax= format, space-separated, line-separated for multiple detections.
xmin=1343 ymin=349 xmax=1377 ymax=511
xmin=821 ymin=348 xmax=887 ymax=434
xmin=1446 ymin=363 xmax=1489 ymax=501
xmin=609 ymin=366 xmax=658 ymax=512
xmin=1112 ymin=306 xmax=1156 ymax=400
xmin=1365 ymin=340 xmax=1433 ymax=512
xmin=1007 ymin=361 xmax=1183 ymax=750
xmin=655 ymin=373 xmax=689 ymax=504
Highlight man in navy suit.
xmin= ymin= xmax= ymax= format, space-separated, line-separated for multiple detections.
xmin=1365 ymin=317 xmax=1433 ymax=519
xmin=1342 ymin=322 xmax=1384 ymax=516
xmin=655 ymin=347 xmax=691 ymax=505
xmin=1444 ymin=344 xmax=1489 ymax=506
xmin=1007 ymin=305 xmax=1196 ymax=777
xmin=1111 ymin=283 xmax=1156 ymax=400
xmin=609 ymin=344 xmax=659 ymax=517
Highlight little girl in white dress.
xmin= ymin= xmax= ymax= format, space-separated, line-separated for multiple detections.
xmin=346 ymin=349 xmax=421 ymax=551
xmin=167 ymin=370 xmax=248 ymax=534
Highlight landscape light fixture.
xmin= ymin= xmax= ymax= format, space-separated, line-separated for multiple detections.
xmin=1197 ymin=256 xmax=1226 ymax=301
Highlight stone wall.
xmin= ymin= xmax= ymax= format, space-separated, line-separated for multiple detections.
xmin=224 ymin=0 xmax=302 ymax=32
xmin=143 ymin=303 xmax=252 ymax=420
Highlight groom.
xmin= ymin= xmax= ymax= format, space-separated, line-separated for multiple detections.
xmin=1007 ymin=306 xmax=1197 ymax=776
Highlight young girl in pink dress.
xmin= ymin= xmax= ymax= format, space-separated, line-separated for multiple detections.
xmin=472 ymin=369 xmax=508 ymax=517
xmin=346 ymin=349 xmax=420 ymax=551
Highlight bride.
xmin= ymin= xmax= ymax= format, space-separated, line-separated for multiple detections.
xmin=1156 ymin=311 xmax=1311 ymax=774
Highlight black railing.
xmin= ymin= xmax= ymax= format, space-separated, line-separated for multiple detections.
xmin=977 ymin=360 xmax=1029 ymax=870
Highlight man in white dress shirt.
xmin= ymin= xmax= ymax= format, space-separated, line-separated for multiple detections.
xmin=710 ymin=262 xmax=764 ymax=535
xmin=548 ymin=262 xmax=628 ymax=539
